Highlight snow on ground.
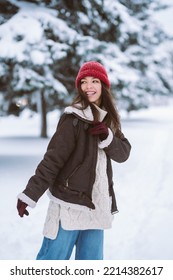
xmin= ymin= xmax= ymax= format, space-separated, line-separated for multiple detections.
xmin=0 ymin=104 xmax=173 ymax=260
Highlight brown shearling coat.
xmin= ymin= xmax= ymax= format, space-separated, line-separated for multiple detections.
xmin=22 ymin=110 xmax=131 ymax=213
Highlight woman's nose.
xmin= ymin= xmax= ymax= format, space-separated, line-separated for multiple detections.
xmin=86 ymin=82 xmax=93 ymax=89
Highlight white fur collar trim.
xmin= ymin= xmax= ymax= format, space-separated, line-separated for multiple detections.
xmin=64 ymin=104 xmax=107 ymax=122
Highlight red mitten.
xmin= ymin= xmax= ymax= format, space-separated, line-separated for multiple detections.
xmin=89 ymin=122 xmax=108 ymax=141
xmin=17 ymin=199 xmax=29 ymax=217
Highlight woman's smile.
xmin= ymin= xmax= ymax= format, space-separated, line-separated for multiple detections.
xmin=81 ymin=76 xmax=102 ymax=106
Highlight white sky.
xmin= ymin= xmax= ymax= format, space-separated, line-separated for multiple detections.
xmin=154 ymin=0 xmax=173 ymax=35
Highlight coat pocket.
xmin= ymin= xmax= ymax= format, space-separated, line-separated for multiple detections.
xmin=65 ymin=164 xmax=82 ymax=188
xmin=57 ymin=183 xmax=95 ymax=210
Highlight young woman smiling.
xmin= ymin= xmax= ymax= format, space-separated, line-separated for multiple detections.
xmin=80 ymin=76 xmax=102 ymax=106
xmin=17 ymin=61 xmax=131 ymax=260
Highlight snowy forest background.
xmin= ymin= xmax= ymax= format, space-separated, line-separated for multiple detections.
xmin=0 ymin=0 xmax=173 ymax=261
xmin=0 ymin=0 xmax=173 ymax=137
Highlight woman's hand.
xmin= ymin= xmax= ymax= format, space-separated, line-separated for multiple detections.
xmin=89 ymin=122 xmax=109 ymax=141
xmin=17 ymin=199 xmax=29 ymax=217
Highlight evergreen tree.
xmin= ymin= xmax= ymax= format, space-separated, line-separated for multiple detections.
xmin=0 ymin=0 xmax=172 ymax=137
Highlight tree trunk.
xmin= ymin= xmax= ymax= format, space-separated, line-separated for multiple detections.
xmin=37 ymin=90 xmax=47 ymax=138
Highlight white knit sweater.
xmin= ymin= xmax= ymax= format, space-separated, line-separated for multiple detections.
xmin=42 ymin=105 xmax=114 ymax=239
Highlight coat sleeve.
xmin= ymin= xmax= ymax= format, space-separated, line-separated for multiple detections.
xmin=99 ymin=129 xmax=131 ymax=163
xmin=18 ymin=114 xmax=77 ymax=206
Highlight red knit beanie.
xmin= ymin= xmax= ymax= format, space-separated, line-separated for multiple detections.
xmin=75 ymin=61 xmax=110 ymax=88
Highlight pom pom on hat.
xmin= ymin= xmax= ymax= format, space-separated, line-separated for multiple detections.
xmin=75 ymin=61 xmax=110 ymax=88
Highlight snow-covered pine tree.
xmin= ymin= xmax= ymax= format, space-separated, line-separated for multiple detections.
xmin=0 ymin=0 xmax=69 ymax=137
xmin=117 ymin=0 xmax=173 ymax=111
xmin=0 ymin=0 xmax=172 ymax=137
xmin=29 ymin=0 xmax=173 ymax=111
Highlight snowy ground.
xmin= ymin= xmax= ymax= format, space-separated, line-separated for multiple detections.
xmin=0 ymin=104 xmax=173 ymax=260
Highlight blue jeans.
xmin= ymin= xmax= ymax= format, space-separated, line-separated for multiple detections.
xmin=36 ymin=224 xmax=104 ymax=260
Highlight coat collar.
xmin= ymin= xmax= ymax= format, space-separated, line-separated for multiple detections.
xmin=64 ymin=104 xmax=107 ymax=122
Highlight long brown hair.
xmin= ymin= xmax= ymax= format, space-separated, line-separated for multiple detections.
xmin=72 ymin=81 xmax=122 ymax=136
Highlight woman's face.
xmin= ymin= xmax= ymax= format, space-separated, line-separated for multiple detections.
xmin=80 ymin=76 xmax=102 ymax=106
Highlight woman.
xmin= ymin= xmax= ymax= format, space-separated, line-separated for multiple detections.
xmin=17 ymin=61 xmax=131 ymax=260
